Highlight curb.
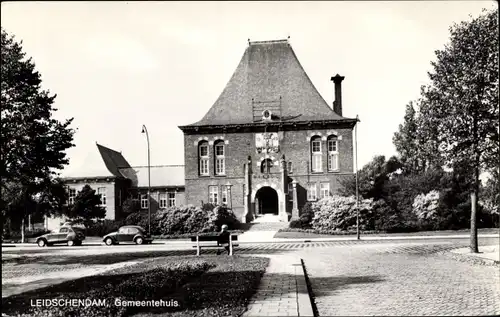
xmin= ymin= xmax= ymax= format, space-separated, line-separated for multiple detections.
xmin=299 ymin=259 xmax=316 ymax=317
xmin=445 ymin=250 xmax=500 ymax=267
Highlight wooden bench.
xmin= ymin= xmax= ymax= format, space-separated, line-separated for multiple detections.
xmin=190 ymin=234 xmax=239 ymax=256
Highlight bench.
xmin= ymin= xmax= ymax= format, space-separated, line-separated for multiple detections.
xmin=190 ymin=234 xmax=239 ymax=256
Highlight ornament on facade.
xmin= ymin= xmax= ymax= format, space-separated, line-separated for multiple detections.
xmin=255 ymin=131 xmax=280 ymax=154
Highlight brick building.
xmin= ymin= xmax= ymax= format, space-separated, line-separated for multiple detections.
xmin=51 ymin=143 xmax=185 ymax=230
xmin=179 ymin=39 xmax=358 ymax=223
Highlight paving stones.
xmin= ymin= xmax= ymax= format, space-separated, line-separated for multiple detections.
xmin=300 ymin=242 xmax=500 ymax=316
xmin=243 ymin=255 xmax=314 ymax=317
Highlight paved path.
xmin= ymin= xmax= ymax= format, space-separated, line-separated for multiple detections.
xmin=299 ymin=242 xmax=500 ymax=316
xmin=243 ymin=255 xmax=313 ymax=317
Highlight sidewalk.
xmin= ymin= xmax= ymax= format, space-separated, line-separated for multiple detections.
xmin=243 ymin=255 xmax=314 ymax=317
xmin=450 ymin=245 xmax=499 ymax=264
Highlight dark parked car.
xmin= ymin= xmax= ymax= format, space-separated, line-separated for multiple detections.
xmin=102 ymin=225 xmax=153 ymax=246
xmin=36 ymin=226 xmax=85 ymax=247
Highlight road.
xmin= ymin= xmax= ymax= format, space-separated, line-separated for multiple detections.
xmin=2 ymin=236 xmax=499 ymax=316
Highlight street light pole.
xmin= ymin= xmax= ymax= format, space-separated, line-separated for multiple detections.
xmin=355 ymin=115 xmax=360 ymax=240
xmin=141 ymin=125 xmax=151 ymax=236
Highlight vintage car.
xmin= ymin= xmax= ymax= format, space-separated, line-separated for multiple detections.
xmin=36 ymin=226 xmax=85 ymax=247
xmin=102 ymin=225 xmax=153 ymax=246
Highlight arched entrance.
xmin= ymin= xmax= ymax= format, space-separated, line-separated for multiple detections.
xmin=255 ymin=186 xmax=279 ymax=215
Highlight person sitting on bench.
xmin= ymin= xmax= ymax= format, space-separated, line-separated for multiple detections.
xmin=216 ymin=224 xmax=230 ymax=255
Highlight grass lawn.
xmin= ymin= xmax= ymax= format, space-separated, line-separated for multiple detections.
xmin=274 ymin=227 xmax=500 ymax=239
xmin=2 ymin=255 xmax=269 ymax=317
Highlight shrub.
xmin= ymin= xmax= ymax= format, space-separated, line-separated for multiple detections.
xmin=412 ymin=190 xmax=440 ymax=221
xmin=2 ymin=228 xmax=51 ymax=240
xmin=311 ymin=195 xmax=373 ymax=232
xmin=288 ymin=219 xmax=304 ymax=229
xmin=202 ymin=203 xmax=217 ymax=211
xmin=122 ymin=197 xmax=141 ymax=215
xmin=205 ymin=205 xmax=240 ymax=231
xmin=154 ymin=206 xmax=206 ymax=235
xmin=288 ymin=202 xmax=315 ymax=229
xmin=85 ymin=219 xmax=124 ymax=237
xmin=124 ymin=211 xmax=143 ymax=226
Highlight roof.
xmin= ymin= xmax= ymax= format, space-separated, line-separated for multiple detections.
xmin=61 ymin=143 xmax=131 ymax=179
xmin=119 ymin=165 xmax=185 ymax=188
xmin=96 ymin=144 xmax=132 ymax=177
xmin=181 ymin=39 xmax=354 ymax=128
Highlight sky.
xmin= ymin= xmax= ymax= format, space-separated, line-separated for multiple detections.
xmin=1 ymin=1 xmax=497 ymax=177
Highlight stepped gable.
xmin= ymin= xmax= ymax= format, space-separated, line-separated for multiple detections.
xmin=182 ymin=39 xmax=354 ymax=128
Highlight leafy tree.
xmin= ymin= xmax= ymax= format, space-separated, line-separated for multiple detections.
xmin=419 ymin=9 xmax=498 ymax=252
xmin=1 ymin=28 xmax=75 ymax=241
xmin=68 ymin=185 xmax=106 ymax=225
xmin=393 ymin=99 xmax=443 ymax=174
xmin=480 ymin=168 xmax=499 ymax=216
xmin=121 ymin=196 xmax=141 ymax=215
xmin=1 ymin=178 xmax=68 ymax=241
xmin=339 ymin=155 xmax=402 ymax=200
xmin=393 ymin=102 xmax=421 ymax=173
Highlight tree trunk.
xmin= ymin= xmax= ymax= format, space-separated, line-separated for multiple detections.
xmin=21 ymin=218 xmax=25 ymax=244
xmin=470 ymin=96 xmax=480 ymax=254
xmin=470 ymin=190 xmax=479 ymax=253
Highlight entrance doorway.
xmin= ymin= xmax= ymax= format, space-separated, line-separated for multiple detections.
xmin=256 ymin=187 xmax=278 ymax=215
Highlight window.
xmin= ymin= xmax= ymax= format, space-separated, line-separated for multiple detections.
xmin=327 ymin=136 xmax=339 ymax=171
xmin=60 ymin=227 xmax=69 ymax=233
xmin=68 ymin=188 xmax=76 ymax=205
xmin=168 ymin=192 xmax=176 ymax=207
xmin=159 ymin=193 xmax=167 ymax=208
xmin=214 ymin=141 xmax=225 ymax=175
xmin=209 ymin=186 xmax=218 ymax=204
xmin=199 ymin=141 xmax=209 ymax=176
xmin=141 ymin=194 xmax=148 ymax=209
xmin=261 ymin=159 xmax=273 ymax=174
xmin=307 ymin=183 xmax=317 ymax=201
xmin=97 ymin=187 xmax=106 ymax=206
xmin=311 ymin=136 xmax=322 ymax=172
xmin=221 ymin=186 xmax=228 ymax=205
xmin=287 ymin=162 xmax=293 ymax=174
xmin=320 ymin=182 xmax=330 ymax=199
xmin=119 ymin=227 xmax=128 ymax=234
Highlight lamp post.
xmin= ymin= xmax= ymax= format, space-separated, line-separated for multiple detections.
xmin=355 ymin=115 xmax=360 ymax=240
xmin=141 ymin=124 xmax=151 ymax=236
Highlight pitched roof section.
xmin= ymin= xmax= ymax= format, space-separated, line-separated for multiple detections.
xmin=184 ymin=39 xmax=352 ymax=127
xmin=119 ymin=165 xmax=185 ymax=188
xmin=96 ymin=143 xmax=132 ymax=178
xmin=61 ymin=143 xmax=131 ymax=179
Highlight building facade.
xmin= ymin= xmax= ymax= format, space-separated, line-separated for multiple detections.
xmin=179 ymin=39 xmax=357 ymax=223
xmin=53 ymin=38 xmax=357 ymax=229
xmin=52 ymin=144 xmax=185 ymax=230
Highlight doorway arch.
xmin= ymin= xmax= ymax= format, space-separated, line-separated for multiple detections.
xmin=255 ymin=186 xmax=279 ymax=215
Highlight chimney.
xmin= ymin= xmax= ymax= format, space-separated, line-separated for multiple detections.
xmin=331 ymin=74 xmax=345 ymax=116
